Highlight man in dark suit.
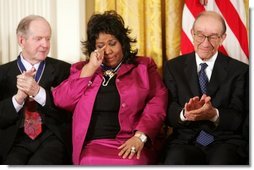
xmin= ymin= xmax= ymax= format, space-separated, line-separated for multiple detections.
xmin=163 ymin=11 xmax=249 ymax=165
xmin=0 ymin=15 xmax=71 ymax=164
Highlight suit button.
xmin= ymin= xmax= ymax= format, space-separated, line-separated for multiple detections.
xmin=88 ymin=81 xmax=92 ymax=86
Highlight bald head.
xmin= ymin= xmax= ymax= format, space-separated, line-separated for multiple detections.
xmin=191 ymin=11 xmax=227 ymax=60
xmin=16 ymin=15 xmax=51 ymax=37
xmin=192 ymin=11 xmax=226 ymax=35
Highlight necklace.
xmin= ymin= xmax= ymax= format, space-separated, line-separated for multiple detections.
xmin=101 ymin=62 xmax=122 ymax=86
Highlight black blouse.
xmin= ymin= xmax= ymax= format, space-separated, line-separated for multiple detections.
xmin=85 ymin=76 xmax=120 ymax=141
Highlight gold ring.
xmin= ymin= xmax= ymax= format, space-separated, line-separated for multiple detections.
xmin=94 ymin=50 xmax=99 ymax=57
xmin=130 ymin=146 xmax=136 ymax=153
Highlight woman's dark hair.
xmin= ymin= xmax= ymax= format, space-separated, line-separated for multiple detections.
xmin=81 ymin=10 xmax=138 ymax=64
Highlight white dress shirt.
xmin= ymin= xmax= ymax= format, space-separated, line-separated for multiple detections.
xmin=12 ymin=54 xmax=46 ymax=112
xmin=180 ymin=52 xmax=219 ymax=123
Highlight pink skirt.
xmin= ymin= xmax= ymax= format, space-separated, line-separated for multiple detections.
xmin=79 ymin=139 xmax=158 ymax=165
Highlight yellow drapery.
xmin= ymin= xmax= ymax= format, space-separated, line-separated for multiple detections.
xmin=94 ymin=0 xmax=167 ymax=74
xmin=88 ymin=0 xmax=249 ymax=73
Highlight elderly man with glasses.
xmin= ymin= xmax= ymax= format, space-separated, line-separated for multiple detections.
xmin=162 ymin=11 xmax=249 ymax=165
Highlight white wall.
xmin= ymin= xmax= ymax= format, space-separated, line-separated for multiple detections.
xmin=55 ymin=0 xmax=85 ymax=64
xmin=0 ymin=0 xmax=85 ymax=64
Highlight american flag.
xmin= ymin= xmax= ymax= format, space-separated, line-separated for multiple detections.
xmin=181 ymin=0 xmax=249 ymax=64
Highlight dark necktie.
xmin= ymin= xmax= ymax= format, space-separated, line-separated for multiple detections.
xmin=198 ymin=63 xmax=208 ymax=94
xmin=24 ymin=98 xmax=42 ymax=140
xmin=196 ymin=63 xmax=214 ymax=146
xmin=196 ymin=130 xmax=214 ymax=146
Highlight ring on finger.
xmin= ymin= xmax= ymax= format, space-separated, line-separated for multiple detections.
xmin=94 ymin=51 xmax=99 ymax=57
xmin=130 ymin=146 xmax=136 ymax=153
xmin=94 ymin=49 xmax=99 ymax=54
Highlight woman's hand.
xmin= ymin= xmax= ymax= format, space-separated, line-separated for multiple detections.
xmin=118 ymin=133 xmax=145 ymax=159
xmin=80 ymin=46 xmax=106 ymax=77
xmin=88 ymin=46 xmax=106 ymax=69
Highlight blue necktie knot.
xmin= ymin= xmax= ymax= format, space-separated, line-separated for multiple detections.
xmin=200 ymin=63 xmax=208 ymax=71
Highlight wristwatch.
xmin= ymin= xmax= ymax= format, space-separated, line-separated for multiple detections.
xmin=135 ymin=133 xmax=147 ymax=143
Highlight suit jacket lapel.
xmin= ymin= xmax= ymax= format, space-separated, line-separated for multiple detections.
xmin=38 ymin=58 xmax=55 ymax=88
xmin=117 ymin=63 xmax=135 ymax=77
xmin=208 ymin=53 xmax=228 ymax=97
xmin=184 ymin=53 xmax=200 ymax=96
xmin=8 ymin=60 xmax=22 ymax=93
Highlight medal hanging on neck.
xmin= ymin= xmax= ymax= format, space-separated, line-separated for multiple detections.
xmin=101 ymin=61 xmax=122 ymax=86
xmin=17 ymin=56 xmax=45 ymax=83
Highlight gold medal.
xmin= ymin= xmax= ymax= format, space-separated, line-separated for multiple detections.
xmin=101 ymin=61 xmax=122 ymax=86
xmin=104 ymin=70 xmax=115 ymax=77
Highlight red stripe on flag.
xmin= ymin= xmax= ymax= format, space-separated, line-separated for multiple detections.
xmin=180 ymin=30 xmax=194 ymax=54
xmin=215 ymin=0 xmax=249 ymax=58
xmin=181 ymin=0 xmax=206 ymax=54
xmin=184 ymin=0 xmax=205 ymax=17
xmin=218 ymin=46 xmax=229 ymax=56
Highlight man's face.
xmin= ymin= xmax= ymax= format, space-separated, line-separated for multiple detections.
xmin=18 ymin=19 xmax=51 ymax=64
xmin=191 ymin=15 xmax=226 ymax=61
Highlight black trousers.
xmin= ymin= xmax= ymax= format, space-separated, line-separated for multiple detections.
xmin=162 ymin=142 xmax=247 ymax=165
xmin=3 ymin=126 xmax=67 ymax=165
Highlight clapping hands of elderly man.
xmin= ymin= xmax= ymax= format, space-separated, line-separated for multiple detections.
xmin=184 ymin=94 xmax=217 ymax=121
xmin=15 ymin=67 xmax=40 ymax=104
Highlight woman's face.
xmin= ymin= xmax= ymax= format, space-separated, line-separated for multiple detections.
xmin=95 ymin=33 xmax=124 ymax=68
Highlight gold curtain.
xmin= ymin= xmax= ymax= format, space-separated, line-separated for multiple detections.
xmin=89 ymin=0 xmax=249 ymax=72
xmin=94 ymin=0 xmax=166 ymax=73
xmin=165 ymin=0 xmax=184 ymax=60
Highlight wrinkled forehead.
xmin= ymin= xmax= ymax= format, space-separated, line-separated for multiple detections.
xmin=194 ymin=15 xmax=224 ymax=34
xmin=27 ymin=19 xmax=51 ymax=36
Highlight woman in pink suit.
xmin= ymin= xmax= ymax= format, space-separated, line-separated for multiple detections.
xmin=52 ymin=10 xmax=168 ymax=165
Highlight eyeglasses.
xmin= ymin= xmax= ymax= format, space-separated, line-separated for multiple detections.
xmin=194 ymin=32 xmax=222 ymax=43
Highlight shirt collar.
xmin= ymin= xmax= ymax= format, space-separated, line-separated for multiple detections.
xmin=195 ymin=52 xmax=218 ymax=72
xmin=20 ymin=54 xmax=40 ymax=71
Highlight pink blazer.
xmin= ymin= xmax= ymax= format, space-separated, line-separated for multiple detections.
xmin=52 ymin=56 xmax=168 ymax=164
